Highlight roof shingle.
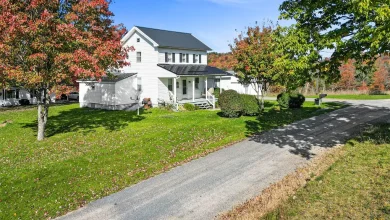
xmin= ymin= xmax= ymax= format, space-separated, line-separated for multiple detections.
xmin=136 ymin=26 xmax=212 ymax=51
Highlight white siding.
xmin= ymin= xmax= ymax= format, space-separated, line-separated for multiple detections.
xmin=79 ymin=83 xmax=115 ymax=107
xmin=158 ymin=48 xmax=208 ymax=65
xmin=115 ymin=76 xmax=138 ymax=105
xmin=120 ymin=30 xmax=176 ymax=105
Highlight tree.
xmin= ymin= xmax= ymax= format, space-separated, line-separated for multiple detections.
xmin=208 ymin=52 xmax=236 ymax=71
xmin=337 ymin=60 xmax=356 ymax=90
xmin=230 ymin=23 xmax=277 ymax=110
xmin=0 ymin=0 xmax=129 ymax=140
xmin=279 ymin=0 xmax=390 ymax=68
xmin=273 ymin=25 xmax=323 ymax=92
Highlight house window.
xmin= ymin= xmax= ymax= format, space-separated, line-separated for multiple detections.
xmin=195 ymin=77 xmax=199 ymax=89
xmin=182 ymin=80 xmax=187 ymax=95
xmin=165 ymin=52 xmax=173 ymax=62
xmin=136 ymin=52 xmax=142 ymax=63
xmin=186 ymin=54 xmax=189 ymax=63
xmin=16 ymin=89 xmax=20 ymax=99
xmin=199 ymin=54 xmax=202 ymax=63
xmin=176 ymin=81 xmax=179 ymax=88
xmin=168 ymin=78 xmax=173 ymax=92
xmin=137 ymin=77 xmax=142 ymax=91
xmin=172 ymin=53 xmax=175 ymax=63
xmin=137 ymin=38 xmax=140 ymax=42
xmin=193 ymin=54 xmax=197 ymax=63
xmin=6 ymin=90 xmax=16 ymax=99
xmin=215 ymin=78 xmax=220 ymax=88
xmin=180 ymin=53 xmax=183 ymax=63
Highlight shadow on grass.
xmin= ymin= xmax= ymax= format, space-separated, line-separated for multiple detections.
xmin=243 ymin=102 xmax=390 ymax=159
xmin=23 ymin=107 xmax=146 ymax=137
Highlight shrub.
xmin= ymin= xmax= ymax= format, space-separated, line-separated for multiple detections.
xmin=277 ymin=92 xmax=290 ymax=108
xmin=18 ymin=99 xmax=30 ymax=105
xmin=240 ymin=94 xmax=260 ymax=116
xmin=219 ymin=90 xmax=242 ymax=117
xmin=214 ymin=88 xmax=222 ymax=98
xmin=277 ymin=92 xmax=305 ymax=109
xmin=183 ymin=103 xmax=196 ymax=111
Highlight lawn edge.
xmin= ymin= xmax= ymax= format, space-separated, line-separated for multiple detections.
xmin=218 ymin=144 xmax=346 ymax=220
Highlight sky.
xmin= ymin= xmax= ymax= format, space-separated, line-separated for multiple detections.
xmin=110 ymin=0 xmax=292 ymax=53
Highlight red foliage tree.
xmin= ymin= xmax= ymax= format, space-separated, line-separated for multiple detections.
xmin=0 ymin=0 xmax=129 ymax=140
xmin=208 ymin=53 xmax=236 ymax=70
xmin=337 ymin=60 xmax=356 ymax=90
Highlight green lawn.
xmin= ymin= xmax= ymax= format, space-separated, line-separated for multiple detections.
xmin=0 ymin=102 xmax=343 ymax=219
xmin=263 ymin=124 xmax=390 ymax=219
xmin=306 ymin=94 xmax=390 ymax=100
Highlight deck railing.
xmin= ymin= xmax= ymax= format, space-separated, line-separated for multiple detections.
xmin=206 ymin=91 xmax=215 ymax=109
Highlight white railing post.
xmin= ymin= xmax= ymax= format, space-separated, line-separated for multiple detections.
xmin=212 ymin=95 xmax=215 ymax=109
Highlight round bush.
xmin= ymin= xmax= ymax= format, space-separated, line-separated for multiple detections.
xmin=277 ymin=92 xmax=290 ymax=108
xmin=18 ymin=99 xmax=30 ymax=105
xmin=289 ymin=93 xmax=305 ymax=108
xmin=183 ymin=103 xmax=196 ymax=111
xmin=240 ymin=94 xmax=260 ymax=116
xmin=277 ymin=92 xmax=305 ymax=109
xmin=219 ymin=90 xmax=242 ymax=117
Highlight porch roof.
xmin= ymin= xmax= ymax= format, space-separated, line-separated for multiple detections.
xmin=157 ymin=64 xmax=230 ymax=76
xmin=77 ymin=73 xmax=137 ymax=83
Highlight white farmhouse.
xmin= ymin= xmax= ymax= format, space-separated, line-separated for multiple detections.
xmin=0 ymin=88 xmax=55 ymax=107
xmin=78 ymin=26 xmax=230 ymax=110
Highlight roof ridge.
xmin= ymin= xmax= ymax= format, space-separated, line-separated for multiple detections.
xmin=135 ymin=26 xmax=192 ymax=35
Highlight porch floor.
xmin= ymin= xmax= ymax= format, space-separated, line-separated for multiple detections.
xmin=178 ymin=98 xmax=208 ymax=104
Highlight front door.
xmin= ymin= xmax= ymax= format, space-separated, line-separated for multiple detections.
xmin=182 ymin=80 xmax=187 ymax=96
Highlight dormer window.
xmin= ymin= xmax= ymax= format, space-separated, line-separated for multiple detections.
xmin=165 ymin=53 xmax=173 ymax=63
xmin=193 ymin=54 xmax=198 ymax=63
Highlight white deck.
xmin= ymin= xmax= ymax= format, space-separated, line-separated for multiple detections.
xmin=178 ymin=98 xmax=208 ymax=104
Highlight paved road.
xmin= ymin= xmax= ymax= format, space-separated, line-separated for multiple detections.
xmin=59 ymin=100 xmax=390 ymax=220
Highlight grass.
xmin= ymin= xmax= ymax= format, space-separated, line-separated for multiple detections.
xmin=0 ymin=101 xmax=344 ymax=219
xmin=305 ymin=94 xmax=390 ymax=100
xmin=262 ymin=124 xmax=390 ymax=219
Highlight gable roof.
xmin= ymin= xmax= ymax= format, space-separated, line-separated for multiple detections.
xmin=135 ymin=26 xmax=212 ymax=51
xmin=157 ymin=64 xmax=228 ymax=76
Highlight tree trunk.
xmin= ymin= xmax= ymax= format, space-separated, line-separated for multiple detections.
xmin=259 ymin=83 xmax=264 ymax=111
xmin=37 ymin=88 xmax=49 ymax=141
xmin=37 ymin=103 xmax=46 ymax=141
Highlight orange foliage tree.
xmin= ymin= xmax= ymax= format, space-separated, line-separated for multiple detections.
xmin=0 ymin=0 xmax=129 ymax=140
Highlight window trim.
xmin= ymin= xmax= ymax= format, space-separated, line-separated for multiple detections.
xmin=186 ymin=54 xmax=189 ymax=63
xmin=172 ymin=53 xmax=176 ymax=63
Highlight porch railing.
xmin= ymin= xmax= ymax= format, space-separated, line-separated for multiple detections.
xmin=206 ymin=91 xmax=215 ymax=109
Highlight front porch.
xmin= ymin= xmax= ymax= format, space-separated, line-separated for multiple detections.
xmin=158 ymin=76 xmax=221 ymax=109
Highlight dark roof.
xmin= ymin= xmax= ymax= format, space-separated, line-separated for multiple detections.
xmin=157 ymin=64 xmax=229 ymax=76
xmin=136 ymin=26 xmax=212 ymax=51
xmin=79 ymin=73 xmax=137 ymax=83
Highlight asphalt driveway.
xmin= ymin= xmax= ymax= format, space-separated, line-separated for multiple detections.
xmin=59 ymin=100 xmax=390 ymax=220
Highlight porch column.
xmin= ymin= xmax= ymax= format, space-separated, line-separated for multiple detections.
xmin=192 ymin=77 xmax=195 ymax=101
xmin=205 ymin=77 xmax=208 ymax=96
xmin=173 ymin=77 xmax=177 ymax=104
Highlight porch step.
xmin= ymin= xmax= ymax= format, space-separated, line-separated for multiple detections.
xmin=193 ymin=101 xmax=212 ymax=109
